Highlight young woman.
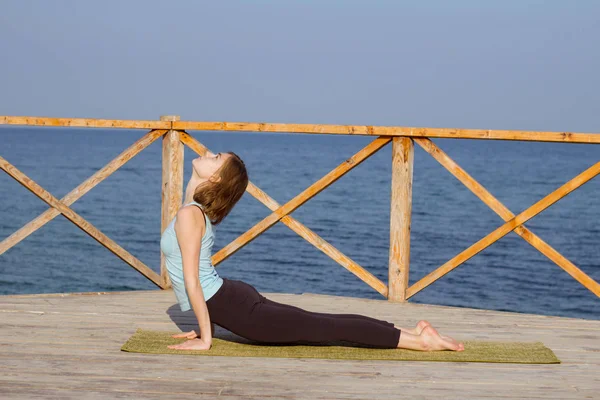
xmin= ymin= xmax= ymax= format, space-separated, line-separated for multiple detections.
xmin=160 ymin=151 xmax=464 ymax=352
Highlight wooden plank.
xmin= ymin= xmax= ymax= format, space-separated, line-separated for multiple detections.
xmin=388 ymin=137 xmax=414 ymax=302
xmin=0 ymin=129 xmax=167 ymax=256
xmin=0 ymin=158 xmax=163 ymax=288
xmin=415 ymin=138 xmax=600 ymax=297
xmin=0 ymin=385 xmax=592 ymax=400
xmin=3 ymin=116 xmax=599 ymax=143
xmin=210 ymin=137 xmax=392 ymax=266
xmin=1 ymin=352 xmax=596 ymax=377
xmin=3 ymin=356 xmax=599 ymax=391
xmin=0 ymin=354 xmax=591 ymax=389
xmin=2 ymin=360 xmax=596 ymax=390
xmin=407 ymin=161 xmax=600 ymax=298
xmin=0 ymin=116 xmax=169 ymax=130
xmin=178 ymin=132 xmax=388 ymax=297
xmin=172 ymin=120 xmax=600 ymax=144
xmin=0 ymin=368 xmax=592 ymax=400
xmin=0 ymin=387 xmax=218 ymax=400
xmin=160 ymin=116 xmax=183 ymax=288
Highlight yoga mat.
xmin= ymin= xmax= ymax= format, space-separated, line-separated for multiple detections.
xmin=121 ymin=328 xmax=560 ymax=364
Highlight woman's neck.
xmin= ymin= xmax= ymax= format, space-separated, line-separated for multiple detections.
xmin=183 ymin=175 xmax=207 ymax=206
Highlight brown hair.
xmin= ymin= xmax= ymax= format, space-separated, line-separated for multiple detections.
xmin=193 ymin=152 xmax=248 ymax=225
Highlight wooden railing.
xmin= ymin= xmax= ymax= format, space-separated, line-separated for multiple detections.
xmin=1 ymin=115 xmax=599 ymax=301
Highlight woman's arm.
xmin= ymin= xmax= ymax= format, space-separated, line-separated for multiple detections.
xmin=173 ymin=206 xmax=213 ymax=345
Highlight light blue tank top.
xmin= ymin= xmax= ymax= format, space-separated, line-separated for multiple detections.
xmin=159 ymin=200 xmax=224 ymax=312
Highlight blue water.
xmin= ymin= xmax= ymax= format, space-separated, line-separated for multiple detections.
xmin=1 ymin=127 xmax=598 ymax=320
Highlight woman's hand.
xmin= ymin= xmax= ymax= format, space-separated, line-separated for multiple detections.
xmin=171 ymin=330 xmax=198 ymax=340
xmin=168 ymin=338 xmax=212 ymax=351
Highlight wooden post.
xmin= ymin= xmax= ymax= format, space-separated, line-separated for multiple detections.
xmin=388 ymin=137 xmax=414 ymax=302
xmin=160 ymin=115 xmax=183 ymax=289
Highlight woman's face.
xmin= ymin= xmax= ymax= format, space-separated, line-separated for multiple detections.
xmin=192 ymin=151 xmax=231 ymax=181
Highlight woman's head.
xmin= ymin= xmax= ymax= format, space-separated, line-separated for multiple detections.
xmin=192 ymin=151 xmax=248 ymax=225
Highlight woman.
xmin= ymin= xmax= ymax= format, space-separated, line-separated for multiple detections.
xmin=160 ymin=151 xmax=464 ymax=352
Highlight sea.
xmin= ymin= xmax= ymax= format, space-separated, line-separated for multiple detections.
xmin=1 ymin=126 xmax=598 ymax=320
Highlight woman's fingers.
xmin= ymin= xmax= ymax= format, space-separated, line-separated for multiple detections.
xmin=171 ymin=330 xmax=197 ymax=339
xmin=171 ymin=332 xmax=196 ymax=339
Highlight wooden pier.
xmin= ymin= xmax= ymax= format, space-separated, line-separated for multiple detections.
xmin=1 ymin=289 xmax=599 ymax=399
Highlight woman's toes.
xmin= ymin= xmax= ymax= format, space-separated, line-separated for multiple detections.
xmin=443 ymin=335 xmax=463 ymax=351
xmin=439 ymin=333 xmax=464 ymax=351
xmin=443 ymin=335 xmax=464 ymax=351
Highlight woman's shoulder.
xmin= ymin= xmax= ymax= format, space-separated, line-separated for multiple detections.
xmin=176 ymin=203 xmax=207 ymax=229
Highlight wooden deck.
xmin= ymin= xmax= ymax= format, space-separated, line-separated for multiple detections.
xmin=1 ymin=289 xmax=599 ymax=399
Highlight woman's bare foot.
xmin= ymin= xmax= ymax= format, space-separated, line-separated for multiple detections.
xmin=420 ymin=326 xmax=464 ymax=351
xmin=395 ymin=324 xmax=464 ymax=351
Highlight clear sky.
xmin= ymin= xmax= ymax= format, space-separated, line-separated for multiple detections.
xmin=1 ymin=0 xmax=598 ymax=132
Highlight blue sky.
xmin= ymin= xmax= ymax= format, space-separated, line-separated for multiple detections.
xmin=1 ymin=0 xmax=598 ymax=132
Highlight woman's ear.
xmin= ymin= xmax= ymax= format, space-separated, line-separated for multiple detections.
xmin=208 ymin=174 xmax=222 ymax=184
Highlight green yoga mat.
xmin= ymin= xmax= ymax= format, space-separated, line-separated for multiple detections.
xmin=121 ymin=329 xmax=560 ymax=364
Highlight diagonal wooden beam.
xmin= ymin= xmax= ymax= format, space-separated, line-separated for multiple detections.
xmin=208 ymin=136 xmax=392 ymax=267
xmin=178 ymin=132 xmax=389 ymax=297
xmin=406 ymin=161 xmax=600 ymax=299
xmin=246 ymin=183 xmax=389 ymax=297
xmin=0 ymin=157 xmax=164 ymax=288
xmin=415 ymin=138 xmax=600 ymax=297
xmin=0 ymin=130 xmax=168 ymax=256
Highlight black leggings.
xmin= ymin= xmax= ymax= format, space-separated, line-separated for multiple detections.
xmin=206 ymin=277 xmax=401 ymax=349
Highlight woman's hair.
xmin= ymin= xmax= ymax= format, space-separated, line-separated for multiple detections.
xmin=193 ymin=152 xmax=249 ymax=225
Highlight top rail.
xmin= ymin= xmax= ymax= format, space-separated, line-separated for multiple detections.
xmin=0 ymin=116 xmax=171 ymax=130
xmin=1 ymin=116 xmax=599 ymax=144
